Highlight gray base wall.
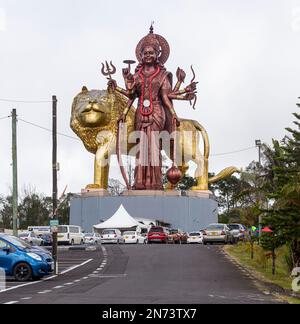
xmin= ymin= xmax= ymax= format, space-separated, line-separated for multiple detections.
xmin=70 ymin=194 xmax=218 ymax=233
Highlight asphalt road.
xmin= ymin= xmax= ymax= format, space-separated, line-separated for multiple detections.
xmin=0 ymin=244 xmax=283 ymax=304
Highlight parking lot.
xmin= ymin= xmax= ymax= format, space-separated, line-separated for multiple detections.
xmin=1 ymin=246 xmax=101 ymax=292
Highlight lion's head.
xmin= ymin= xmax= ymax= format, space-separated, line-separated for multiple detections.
xmin=71 ymin=87 xmax=130 ymax=154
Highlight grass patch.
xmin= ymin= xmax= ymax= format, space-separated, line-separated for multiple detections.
xmin=226 ymin=243 xmax=298 ymax=292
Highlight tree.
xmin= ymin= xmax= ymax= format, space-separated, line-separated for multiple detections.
xmin=108 ymin=179 xmax=126 ymax=196
xmin=264 ymin=101 xmax=300 ymax=268
xmin=0 ymin=196 xmax=13 ymax=229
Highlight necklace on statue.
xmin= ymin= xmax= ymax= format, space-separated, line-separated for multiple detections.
xmin=138 ymin=66 xmax=160 ymax=116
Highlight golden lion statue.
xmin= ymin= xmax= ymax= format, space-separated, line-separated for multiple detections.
xmin=71 ymin=87 xmax=238 ymax=191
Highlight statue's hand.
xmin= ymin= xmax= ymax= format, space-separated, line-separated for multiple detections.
xmin=185 ymin=92 xmax=197 ymax=101
xmin=176 ymin=68 xmax=186 ymax=83
xmin=108 ymin=79 xmax=117 ymax=91
xmin=118 ymin=113 xmax=127 ymax=124
xmin=172 ymin=114 xmax=181 ymax=128
xmin=123 ymin=69 xmax=134 ymax=81
xmin=185 ymin=81 xmax=198 ymax=93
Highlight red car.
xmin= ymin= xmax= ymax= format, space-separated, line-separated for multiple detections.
xmin=148 ymin=226 xmax=169 ymax=244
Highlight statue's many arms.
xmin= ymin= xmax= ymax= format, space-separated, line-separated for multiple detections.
xmin=71 ymin=88 xmax=238 ymax=191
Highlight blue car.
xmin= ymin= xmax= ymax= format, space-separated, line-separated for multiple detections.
xmin=0 ymin=234 xmax=54 ymax=282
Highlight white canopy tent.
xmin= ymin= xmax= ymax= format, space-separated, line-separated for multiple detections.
xmin=93 ymin=205 xmax=149 ymax=232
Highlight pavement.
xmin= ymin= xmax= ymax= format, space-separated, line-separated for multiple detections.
xmin=0 ymin=244 xmax=284 ymax=304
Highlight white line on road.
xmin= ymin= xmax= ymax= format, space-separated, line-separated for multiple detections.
xmin=59 ymin=259 xmax=93 ymax=275
xmin=0 ymin=259 xmax=93 ymax=294
xmin=3 ymin=301 xmax=19 ymax=304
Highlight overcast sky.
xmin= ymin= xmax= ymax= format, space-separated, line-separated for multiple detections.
xmin=0 ymin=0 xmax=300 ymax=197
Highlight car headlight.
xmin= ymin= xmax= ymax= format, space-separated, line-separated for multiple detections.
xmin=27 ymin=253 xmax=42 ymax=262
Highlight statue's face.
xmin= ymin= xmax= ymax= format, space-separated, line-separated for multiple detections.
xmin=74 ymin=90 xmax=111 ymax=128
xmin=142 ymin=46 xmax=158 ymax=65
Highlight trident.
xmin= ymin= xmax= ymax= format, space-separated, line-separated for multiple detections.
xmin=101 ymin=61 xmax=117 ymax=80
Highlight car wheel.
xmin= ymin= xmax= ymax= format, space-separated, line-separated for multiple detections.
xmin=14 ymin=263 xmax=32 ymax=282
xmin=71 ymin=239 xmax=74 ymax=246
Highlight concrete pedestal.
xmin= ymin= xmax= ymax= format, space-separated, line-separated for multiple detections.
xmin=70 ymin=190 xmax=218 ymax=233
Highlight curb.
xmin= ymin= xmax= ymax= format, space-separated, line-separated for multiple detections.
xmin=222 ymin=247 xmax=300 ymax=301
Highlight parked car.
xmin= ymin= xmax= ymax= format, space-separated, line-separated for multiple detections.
xmin=39 ymin=233 xmax=53 ymax=246
xmin=18 ymin=232 xmax=43 ymax=246
xmin=57 ymin=225 xmax=84 ymax=246
xmin=84 ymin=233 xmax=101 ymax=245
xmin=101 ymin=229 xmax=124 ymax=244
xmin=168 ymin=229 xmax=181 ymax=244
xmin=148 ymin=226 xmax=169 ymax=244
xmin=180 ymin=232 xmax=189 ymax=244
xmin=123 ymin=231 xmax=146 ymax=244
xmin=0 ymin=234 xmax=54 ymax=282
xmin=187 ymin=232 xmax=203 ymax=244
xmin=202 ymin=224 xmax=235 ymax=245
xmin=227 ymin=224 xmax=247 ymax=243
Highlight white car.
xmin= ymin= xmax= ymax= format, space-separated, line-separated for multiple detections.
xmin=123 ymin=231 xmax=147 ymax=244
xmin=57 ymin=225 xmax=84 ymax=246
xmin=101 ymin=229 xmax=124 ymax=244
xmin=187 ymin=232 xmax=203 ymax=244
xmin=84 ymin=233 xmax=101 ymax=245
xmin=18 ymin=232 xmax=43 ymax=246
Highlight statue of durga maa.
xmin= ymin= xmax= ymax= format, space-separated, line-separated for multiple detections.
xmin=105 ymin=25 xmax=198 ymax=191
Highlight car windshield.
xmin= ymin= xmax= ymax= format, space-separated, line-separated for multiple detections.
xmin=207 ymin=225 xmax=224 ymax=231
xmin=124 ymin=232 xmax=135 ymax=235
xmin=189 ymin=233 xmax=200 ymax=236
xmin=170 ymin=230 xmax=179 ymax=234
xmin=228 ymin=224 xmax=240 ymax=230
xmin=103 ymin=230 xmax=116 ymax=235
xmin=84 ymin=233 xmax=93 ymax=237
xmin=58 ymin=226 xmax=68 ymax=233
xmin=150 ymin=227 xmax=163 ymax=233
xmin=3 ymin=235 xmax=31 ymax=250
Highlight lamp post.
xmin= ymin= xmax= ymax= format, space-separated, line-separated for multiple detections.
xmin=255 ymin=140 xmax=262 ymax=166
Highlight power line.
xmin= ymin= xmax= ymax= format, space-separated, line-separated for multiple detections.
xmin=211 ymin=146 xmax=256 ymax=157
xmin=0 ymin=116 xmax=11 ymax=120
xmin=18 ymin=118 xmax=80 ymax=141
xmin=0 ymin=98 xmax=52 ymax=104
xmin=9 ymin=116 xmax=259 ymax=156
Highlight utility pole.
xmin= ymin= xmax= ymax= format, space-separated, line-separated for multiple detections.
xmin=12 ymin=109 xmax=18 ymax=237
xmin=255 ymin=139 xmax=263 ymax=243
xmin=52 ymin=96 xmax=58 ymax=275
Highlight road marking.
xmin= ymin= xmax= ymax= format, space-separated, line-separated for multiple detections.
xmin=3 ymin=301 xmax=19 ymax=304
xmin=64 ymin=283 xmax=73 ymax=286
xmin=60 ymin=259 xmax=93 ymax=275
xmin=89 ymin=274 xmax=127 ymax=279
xmin=53 ymin=286 xmax=64 ymax=289
xmin=38 ymin=290 xmax=52 ymax=294
xmin=21 ymin=297 xmax=32 ymax=300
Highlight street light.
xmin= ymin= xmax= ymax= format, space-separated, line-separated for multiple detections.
xmin=255 ymin=140 xmax=262 ymax=166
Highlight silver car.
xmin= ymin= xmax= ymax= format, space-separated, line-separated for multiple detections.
xmin=18 ymin=232 xmax=43 ymax=246
xmin=228 ymin=224 xmax=247 ymax=243
xmin=203 ymin=224 xmax=234 ymax=245
xmin=101 ymin=229 xmax=124 ymax=244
